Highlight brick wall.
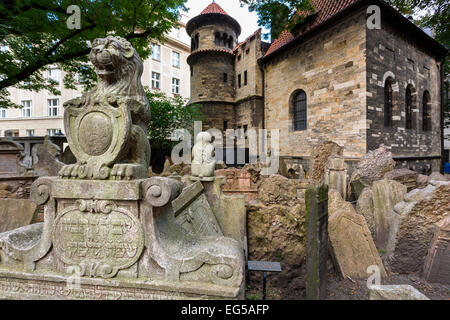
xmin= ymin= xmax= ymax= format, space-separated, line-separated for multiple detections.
xmin=366 ymin=14 xmax=442 ymax=173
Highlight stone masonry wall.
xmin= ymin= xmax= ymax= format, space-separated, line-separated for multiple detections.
xmin=235 ymin=31 xmax=264 ymax=101
xmin=366 ymin=15 xmax=443 ymax=172
xmin=263 ymin=10 xmax=368 ymax=159
xmin=190 ymin=53 xmax=235 ymax=104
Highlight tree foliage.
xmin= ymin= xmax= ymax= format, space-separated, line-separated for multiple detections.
xmin=240 ymin=0 xmax=313 ymax=40
xmin=146 ymin=89 xmax=204 ymax=148
xmin=0 ymin=0 xmax=188 ymax=108
xmin=389 ymin=0 xmax=449 ymax=77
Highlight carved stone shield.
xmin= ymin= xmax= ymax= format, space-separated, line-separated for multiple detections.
xmin=64 ymin=100 xmax=131 ymax=179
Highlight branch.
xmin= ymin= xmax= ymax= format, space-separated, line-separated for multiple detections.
xmin=43 ymin=23 xmax=97 ymax=59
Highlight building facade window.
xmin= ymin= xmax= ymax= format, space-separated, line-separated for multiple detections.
xmin=26 ymin=129 xmax=35 ymax=137
xmin=405 ymin=86 xmax=413 ymax=130
xmin=172 ymin=51 xmax=180 ymax=68
xmin=223 ymin=73 xmax=228 ymax=83
xmin=292 ymin=90 xmax=307 ymax=131
xmin=152 ymin=72 xmax=161 ymax=89
xmin=152 ymin=43 xmax=161 ymax=61
xmin=422 ymin=91 xmax=431 ymax=131
xmin=21 ymin=100 xmax=32 ymax=117
xmin=238 ymin=74 xmax=241 ymax=88
xmin=48 ymin=68 xmax=60 ymax=85
xmin=47 ymin=129 xmax=62 ymax=136
xmin=0 ymin=108 xmax=6 ymax=118
xmin=244 ymin=71 xmax=248 ymax=86
xmin=384 ymin=80 xmax=393 ymax=127
xmin=172 ymin=78 xmax=180 ymax=94
xmin=47 ymin=98 xmax=60 ymax=117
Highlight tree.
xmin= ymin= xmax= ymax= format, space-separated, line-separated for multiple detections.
xmin=240 ymin=0 xmax=313 ymax=41
xmin=146 ymin=89 xmax=204 ymax=148
xmin=389 ymin=0 xmax=449 ymax=73
xmin=0 ymin=0 xmax=188 ymax=108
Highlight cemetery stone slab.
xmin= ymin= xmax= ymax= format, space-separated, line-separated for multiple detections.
xmin=0 ymin=199 xmax=37 ymax=233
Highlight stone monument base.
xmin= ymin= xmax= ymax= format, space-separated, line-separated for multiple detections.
xmin=0 ymin=269 xmax=241 ymax=300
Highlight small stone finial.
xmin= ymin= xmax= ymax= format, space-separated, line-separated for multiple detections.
xmin=191 ymin=132 xmax=216 ymax=181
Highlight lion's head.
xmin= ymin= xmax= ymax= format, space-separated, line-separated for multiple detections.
xmin=89 ymin=36 xmax=146 ymax=103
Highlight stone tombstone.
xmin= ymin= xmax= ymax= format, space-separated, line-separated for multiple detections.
xmin=0 ymin=199 xmax=37 ymax=233
xmin=423 ymin=216 xmax=450 ymax=284
xmin=0 ymin=138 xmax=26 ymax=177
xmin=191 ymin=132 xmax=216 ymax=181
xmin=216 ymin=168 xmax=258 ymax=203
xmin=357 ymin=179 xmax=407 ymax=250
xmin=172 ymin=181 xmax=223 ymax=237
xmin=306 ymin=184 xmax=329 ymax=300
xmin=328 ymin=192 xmax=387 ymax=280
xmin=309 ymin=141 xmax=343 ymax=183
xmin=324 ymin=156 xmax=347 ymax=200
xmin=369 ymin=285 xmax=429 ymax=300
xmin=0 ymin=37 xmax=244 ymax=300
xmin=32 ymin=136 xmax=65 ymax=176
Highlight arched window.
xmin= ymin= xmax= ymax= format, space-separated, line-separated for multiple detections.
xmin=214 ymin=32 xmax=221 ymax=46
xmin=422 ymin=91 xmax=431 ymax=131
xmin=292 ymin=90 xmax=307 ymax=131
xmin=405 ymin=86 xmax=413 ymax=130
xmin=384 ymin=80 xmax=393 ymax=127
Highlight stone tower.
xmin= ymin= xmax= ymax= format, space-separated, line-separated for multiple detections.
xmin=186 ymin=2 xmax=241 ymax=131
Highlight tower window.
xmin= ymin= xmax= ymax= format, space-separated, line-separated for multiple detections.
xmin=244 ymin=71 xmax=248 ymax=86
xmin=292 ymin=90 xmax=307 ymax=131
xmin=238 ymin=74 xmax=241 ymax=88
xmin=223 ymin=73 xmax=228 ymax=83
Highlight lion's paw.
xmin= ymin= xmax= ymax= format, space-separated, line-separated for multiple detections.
xmin=111 ymin=164 xmax=147 ymax=180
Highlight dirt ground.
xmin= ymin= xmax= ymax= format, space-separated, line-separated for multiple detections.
xmin=246 ymin=268 xmax=450 ymax=300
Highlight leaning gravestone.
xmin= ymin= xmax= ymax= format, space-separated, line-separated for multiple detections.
xmin=305 ymin=184 xmax=329 ymax=300
xmin=328 ymin=191 xmax=387 ymax=280
xmin=0 ymin=37 xmax=244 ymax=300
xmin=422 ymin=216 xmax=450 ymax=284
xmin=0 ymin=199 xmax=37 ymax=233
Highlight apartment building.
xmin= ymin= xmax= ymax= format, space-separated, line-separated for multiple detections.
xmin=0 ymin=18 xmax=191 ymax=138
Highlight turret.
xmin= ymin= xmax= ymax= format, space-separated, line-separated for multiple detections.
xmin=186 ymin=2 xmax=241 ymax=105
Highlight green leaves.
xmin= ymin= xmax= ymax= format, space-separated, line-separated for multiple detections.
xmin=146 ymin=89 xmax=204 ymax=147
xmin=0 ymin=0 xmax=188 ymax=108
xmin=240 ymin=0 xmax=313 ymax=40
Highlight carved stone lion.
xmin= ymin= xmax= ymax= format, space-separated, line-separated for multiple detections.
xmin=60 ymin=36 xmax=151 ymax=180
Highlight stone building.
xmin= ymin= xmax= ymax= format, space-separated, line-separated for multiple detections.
xmin=186 ymin=0 xmax=447 ymax=174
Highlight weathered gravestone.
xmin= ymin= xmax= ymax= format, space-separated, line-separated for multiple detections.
xmin=305 ymin=184 xmax=329 ymax=300
xmin=0 ymin=199 xmax=37 ymax=233
xmin=32 ymin=136 xmax=65 ymax=177
xmin=356 ymin=179 xmax=407 ymax=250
xmin=0 ymin=37 xmax=244 ymax=300
xmin=172 ymin=181 xmax=223 ymax=237
xmin=423 ymin=216 xmax=450 ymax=284
xmin=369 ymin=285 xmax=429 ymax=300
xmin=0 ymin=139 xmax=27 ymax=178
xmin=324 ymin=156 xmax=347 ymax=200
xmin=328 ymin=191 xmax=387 ymax=280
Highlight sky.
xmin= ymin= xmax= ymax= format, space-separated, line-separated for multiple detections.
xmin=183 ymin=0 xmax=269 ymax=41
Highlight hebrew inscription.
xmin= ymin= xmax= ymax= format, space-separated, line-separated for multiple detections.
xmin=52 ymin=200 xmax=144 ymax=278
